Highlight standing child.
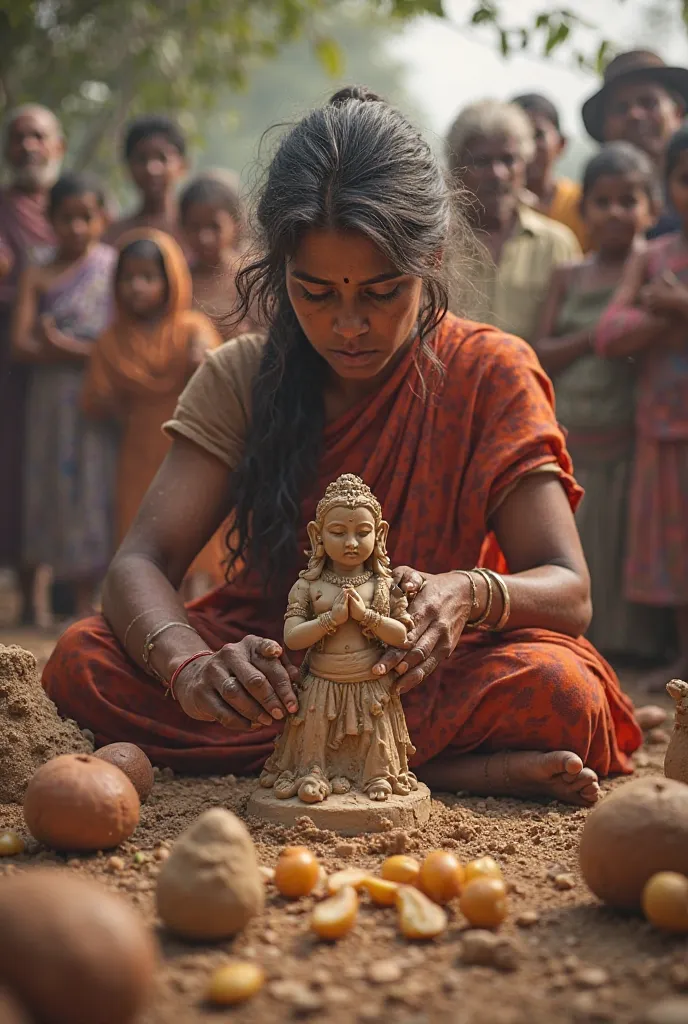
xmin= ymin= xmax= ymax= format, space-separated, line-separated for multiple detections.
xmin=81 ymin=229 xmax=224 ymax=596
xmin=11 ymin=173 xmax=118 ymax=618
xmin=105 ymin=116 xmax=188 ymax=249
xmin=534 ymin=142 xmax=663 ymax=658
xmin=597 ymin=125 xmax=688 ymax=686
xmin=180 ymin=171 xmax=256 ymax=335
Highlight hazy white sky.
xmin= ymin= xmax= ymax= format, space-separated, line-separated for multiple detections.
xmin=389 ymin=0 xmax=686 ymax=140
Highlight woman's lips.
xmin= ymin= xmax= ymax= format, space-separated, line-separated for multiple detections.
xmin=330 ymin=349 xmax=379 ymax=367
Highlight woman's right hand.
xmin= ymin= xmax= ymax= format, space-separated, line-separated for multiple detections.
xmin=330 ymin=588 xmax=350 ymax=626
xmin=173 ymin=635 xmax=300 ymax=730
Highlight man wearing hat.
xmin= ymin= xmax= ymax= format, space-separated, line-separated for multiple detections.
xmin=582 ymin=50 xmax=688 ymax=237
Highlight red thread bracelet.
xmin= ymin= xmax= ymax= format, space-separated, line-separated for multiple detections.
xmin=166 ymin=650 xmax=214 ymax=701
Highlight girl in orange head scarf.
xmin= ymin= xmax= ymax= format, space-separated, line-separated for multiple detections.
xmin=82 ymin=228 xmax=224 ymax=593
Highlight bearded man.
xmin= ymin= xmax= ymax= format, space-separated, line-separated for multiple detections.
xmin=0 ymin=105 xmax=64 ymax=611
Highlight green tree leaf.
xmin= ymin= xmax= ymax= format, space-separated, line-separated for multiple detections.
xmin=313 ymin=35 xmax=344 ymax=77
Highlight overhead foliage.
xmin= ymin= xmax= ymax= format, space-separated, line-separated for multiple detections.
xmin=0 ymin=0 xmax=443 ymax=167
xmin=467 ymin=1 xmax=688 ymax=70
xmin=0 ymin=0 xmax=685 ymax=174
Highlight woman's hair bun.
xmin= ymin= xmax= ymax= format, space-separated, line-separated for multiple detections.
xmin=328 ymin=85 xmax=384 ymax=106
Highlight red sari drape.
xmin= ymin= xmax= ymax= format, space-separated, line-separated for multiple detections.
xmin=43 ymin=315 xmax=641 ymax=774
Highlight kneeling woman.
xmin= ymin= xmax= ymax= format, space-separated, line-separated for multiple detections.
xmin=43 ymin=93 xmax=641 ymax=806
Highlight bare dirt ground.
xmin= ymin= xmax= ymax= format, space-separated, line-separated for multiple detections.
xmin=1 ymin=627 xmax=685 ymax=1024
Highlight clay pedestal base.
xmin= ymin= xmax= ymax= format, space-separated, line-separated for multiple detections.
xmin=246 ymin=782 xmax=432 ymax=836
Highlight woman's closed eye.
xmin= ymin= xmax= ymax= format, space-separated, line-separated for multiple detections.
xmin=300 ymin=286 xmax=332 ymax=303
xmin=299 ymin=284 xmax=405 ymax=303
xmin=365 ymin=284 xmax=403 ymax=302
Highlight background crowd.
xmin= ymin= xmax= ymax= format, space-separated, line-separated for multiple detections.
xmin=0 ymin=45 xmax=687 ymax=690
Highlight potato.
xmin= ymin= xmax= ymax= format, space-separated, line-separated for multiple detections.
xmin=94 ymin=743 xmax=154 ymax=802
xmin=579 ymin=777 xmax=688 ymax=910
xmin=23 ymin=754 xmax=140 ymax=851
xmin=0 ymin=869 xmax=156 ymax=1024
xmin=156 ymin=808 xmax=264 ymax=940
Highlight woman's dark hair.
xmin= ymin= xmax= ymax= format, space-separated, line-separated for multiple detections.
xmin=228 ymin=97 xmax=454 ymax=585
xmin=123 ymin=114 xmax=186 ymax=160
xmin=179 ymin=172 xmax=244 ymax=236
xmin=666 ymin=125 xmax=688 ymax=182
xmin=512 ymin=92 xmax=561 ymax=133
xmin=115 ymin=238 xmax=169 ymax=304
xmin=581 ymin=141 xmax=660 ymax=205
xmin=48 ymin=172 xmax=107 ymax=218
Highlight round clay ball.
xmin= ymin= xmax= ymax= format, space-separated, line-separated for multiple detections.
xmin=579 ymin=776 xmax=688 ymax=910
xmin=23 ymin=753 xmax=140 ymax=851
xmin=0 ymin=870 xmax=157 ymax=1024
xmin=94 ymin=743 xmax=154 ymax=802
xmin=156 ymin=808 xmax=264 ymax=940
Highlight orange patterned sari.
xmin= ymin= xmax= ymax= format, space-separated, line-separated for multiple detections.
xmin=44 ymin=314 xmax=641 ymax=774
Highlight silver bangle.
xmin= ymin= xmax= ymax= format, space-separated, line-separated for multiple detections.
xmin=122 ymin=606 xmax=167 ymax=654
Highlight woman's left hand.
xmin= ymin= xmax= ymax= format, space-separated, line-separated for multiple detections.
xmin=372 ymin=567 xmax=474 ymax=694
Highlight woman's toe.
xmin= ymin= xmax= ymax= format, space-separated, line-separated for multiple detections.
xmin=561 ymin=752 xmax=584 ymax=776
xmin=580 ymin=781 xmax=601 ymax=803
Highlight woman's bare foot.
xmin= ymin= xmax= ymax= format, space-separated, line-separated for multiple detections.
xmin=418 ymin=750 xmax=600 ymax=807
xmin=642 ymin=657 xmax=688 ymax=694
xmin=635 ymin=704 xmax=668 ymax=731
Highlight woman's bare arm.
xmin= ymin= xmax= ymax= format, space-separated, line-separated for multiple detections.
xmin=374 ymin=473 xmax=591 ymax=692
xmin=489 ymin=472 xmax=590 ymax=635
xmin=532 ymin=264 xmax=594 ymax=376
xmin=101 ymin=436 xmax=231 ymax=669
xmin=102 ymin=436 xmax=298 ymax=728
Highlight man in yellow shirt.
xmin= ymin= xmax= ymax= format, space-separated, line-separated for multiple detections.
xmin=446 ymin=99 xmax=581 ymax=344
xmin=512 ymin=93 xmax=589 ymax=251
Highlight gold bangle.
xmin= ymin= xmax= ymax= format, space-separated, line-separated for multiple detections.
xmin=483 ymin=569 xmax=511 ymax=631
xmin=452 ymin=570 xmax=479 ymax=621
xmin=470 ymin=568 xmax=494 ymax=628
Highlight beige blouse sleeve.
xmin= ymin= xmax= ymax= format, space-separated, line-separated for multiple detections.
xmin=163 ymin=332 xmax=265 ymax=469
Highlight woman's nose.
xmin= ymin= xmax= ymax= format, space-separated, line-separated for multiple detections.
xmin=333 ymin=314 xmax=368 ymax=339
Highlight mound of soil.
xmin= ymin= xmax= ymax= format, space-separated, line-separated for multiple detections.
xmin=0 ymin=645 xmax=92 ymax=803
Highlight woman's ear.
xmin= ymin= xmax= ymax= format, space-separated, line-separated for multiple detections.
xmin=377 ymin=520 xmax=390 ymax=554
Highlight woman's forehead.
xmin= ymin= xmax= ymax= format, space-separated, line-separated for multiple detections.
xmin=289 ymin=227 xmax=399 ymax=283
